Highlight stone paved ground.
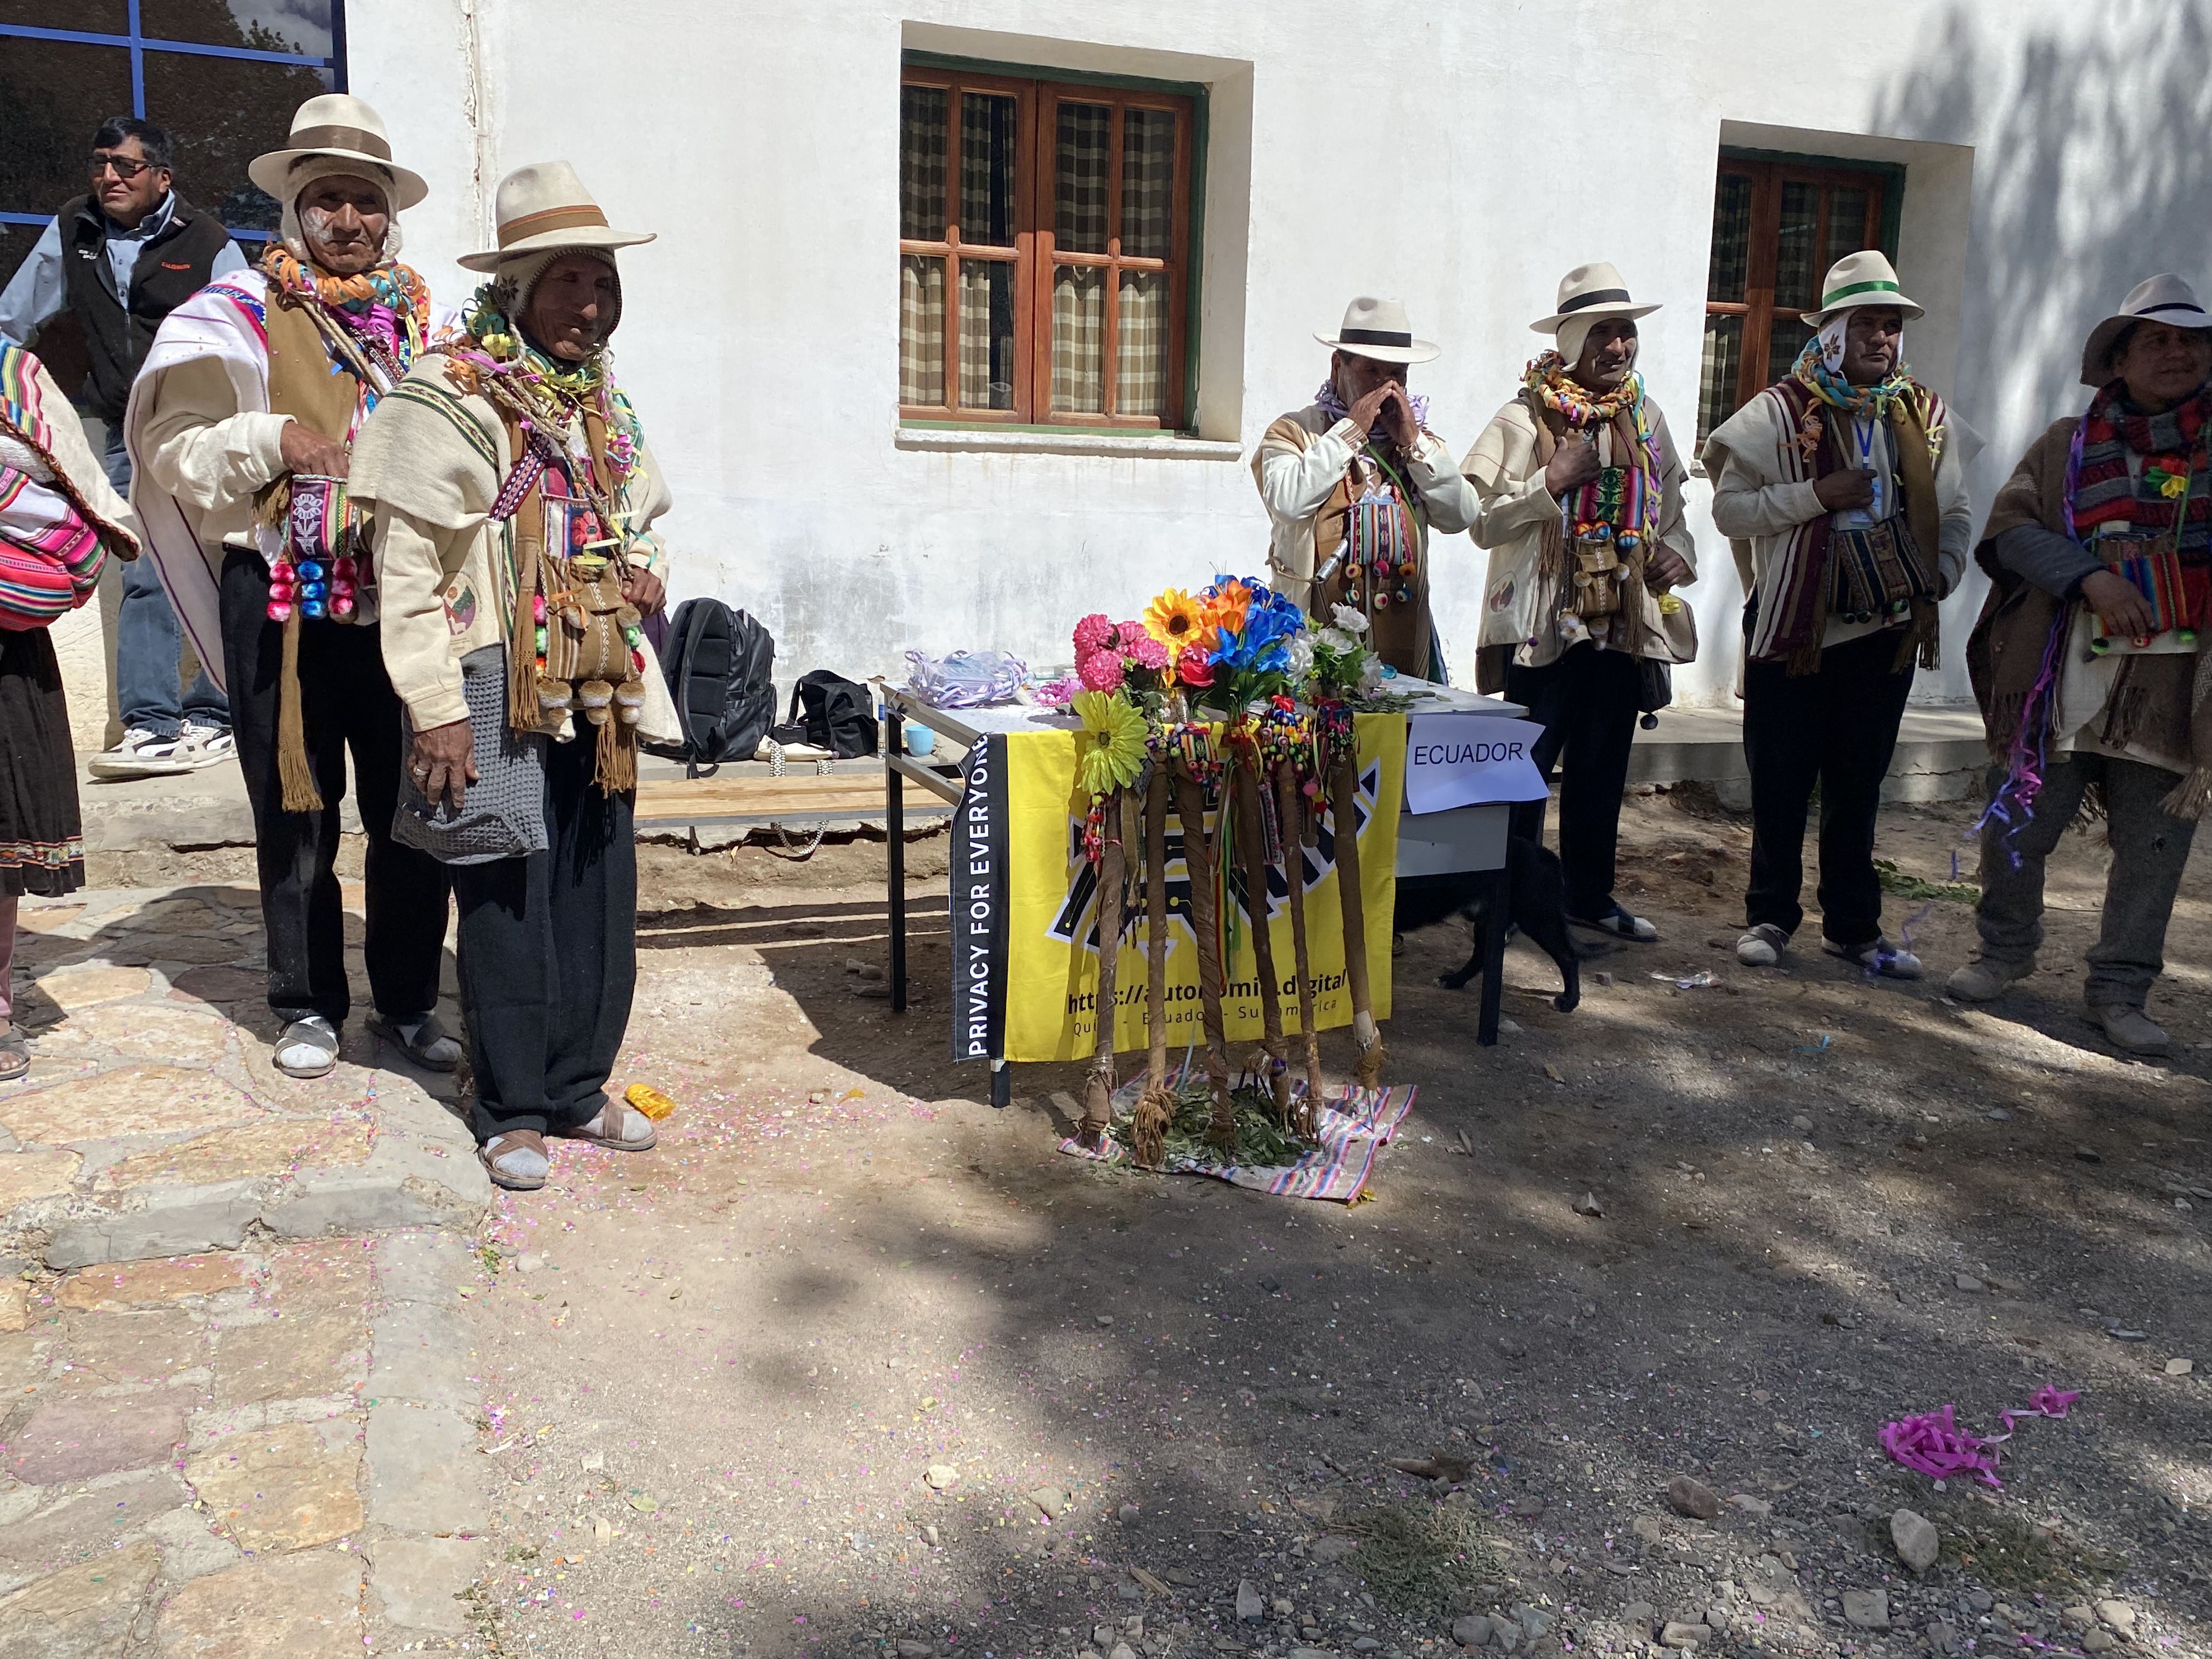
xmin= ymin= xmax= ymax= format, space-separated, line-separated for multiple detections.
xmin=2 ymin=884 xmax=492 ymax=1656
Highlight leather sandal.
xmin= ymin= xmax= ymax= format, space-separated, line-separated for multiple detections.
xmin=1 ymin=1025 xmax=29 ymax=1083
xmin=554 ymin=1100 xmax=657 ymax=1152
xmin=367 ymin=1011 xmax=464 ymax=1072
xmin=480 ymin=1130 xmax=550 ymax=1191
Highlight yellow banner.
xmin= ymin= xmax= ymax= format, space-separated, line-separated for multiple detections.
xmin=1002 ymin=714 xmax=1403 ymax=1063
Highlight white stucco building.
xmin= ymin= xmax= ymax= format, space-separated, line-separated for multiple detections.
xmin=10 ymin=0 xmax=2212 ymax=723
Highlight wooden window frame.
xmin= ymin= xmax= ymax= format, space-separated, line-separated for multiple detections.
xmin=1703 ymin=157 xmax=1888 ymax=419
xmin=899 ymin=69 xmax=1194 ymax=431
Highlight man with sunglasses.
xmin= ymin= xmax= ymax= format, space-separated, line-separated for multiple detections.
xmin=0 ymin=116 xmax=246 ymax=776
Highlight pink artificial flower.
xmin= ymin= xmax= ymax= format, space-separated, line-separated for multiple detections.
xmin=1077 ymin=650 xmax=1126 ymax=691
xmin=1072 ymin=613 xmax=1115 ymax=654
xmin=1178 ymin=652 xmax=1214 ymax=689
xmin=1034 ymin=676 xmax=1082 ymax=709
xmin=1126 ymin=633 xmax=1169 ymax=671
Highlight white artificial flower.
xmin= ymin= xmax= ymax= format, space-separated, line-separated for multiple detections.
xmin=1357 ymin=656 xmax=1385 ymax=695
xmin=1318 ymin=627 xmax=1356 ymax=653
xmin=1331 ymin=603 xmax=1371 ymax=636
xmin=1288 ymin=634 xmax=1315 ymax=678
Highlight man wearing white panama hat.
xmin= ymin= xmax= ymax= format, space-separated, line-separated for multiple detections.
xmin=352 ymin=161 xmax=680 ymax=1193
xmin=126 ymin=93 xmax=459 ymax=1082
xmin=1951 ymin=274 xmax=2212 ymax=1053
xmin=1703 ymin=250 xmax=1972 ymax=980
xmin=1464 ymin=263 xmax=1697 ymax=943
xmin=1254 ymin=297 xmax=1480 ymax=678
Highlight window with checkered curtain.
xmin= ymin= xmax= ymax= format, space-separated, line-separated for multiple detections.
xmin=899 ymin=67 xmax=1192 ymax=429
xmin=1699 ymin=156 xmax=1891 ymax=444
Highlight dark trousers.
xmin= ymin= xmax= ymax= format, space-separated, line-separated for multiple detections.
xmin=219 ymin=550 xmax=449 ymax=1025
xmin=1742 ymin=628 xmax=1916 ymax=946
xmin=452 ymin=731 xmax=636 ymax=1140
xmin=1506 ymin=643 xmax=1641 ymax=919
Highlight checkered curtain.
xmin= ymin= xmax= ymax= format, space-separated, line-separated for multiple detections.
xmin=1055 ymin=103 xmax=1109 ymax=252
xmin=1120 ymin=109 xmax=1174 ymax=259
xmin=959 ymin=93 xmax=1017 ymax=246
xmin=900 ymin=86 xmax=947 ymax=240
xmin=962 ymin=262 xmax=1019 ymax=408
xmin=900 ymin=256 xmax=945 ymax=407
xmin=899 ymin=85 xmax=949 ymax=407
xmin=1051 ymin=268 xmax=1104 ymax=413
xmin=1773 ymin=180 xmax=1820 ymax=312
xmin=1706 ymin=173 xmax=1752 ymax=303
xmin=1115 ymin=273 xmax=1167 ymax=419
xmin=1696 ymin=315 xmax=1742 ymax=444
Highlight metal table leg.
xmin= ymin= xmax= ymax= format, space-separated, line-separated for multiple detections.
xmin=1477 ymin=865 xmax=1509 ymax=1046
xmin=886 ymin=705 xmax=906 ymax=1015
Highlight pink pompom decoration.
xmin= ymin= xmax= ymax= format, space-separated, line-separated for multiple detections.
xmin=1126 ymin=633 xmax=1169 ymax=671
xmin=1076 ymin=650 xmax=1126 ymax=692
xmin=532 ymin=594 xmax=547 ymax=623
xmin=1071 ymin=613 xmax=1115 ymax=654
xmin=266 ymin=601 xmax=295 ymax=623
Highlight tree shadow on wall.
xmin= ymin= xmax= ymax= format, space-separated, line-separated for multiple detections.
xmin=1870 ymin=0 xmax=2212 ymax=492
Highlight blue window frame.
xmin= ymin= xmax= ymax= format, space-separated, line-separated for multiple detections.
xmin=0 ymin=0 xmax=347 ymax=252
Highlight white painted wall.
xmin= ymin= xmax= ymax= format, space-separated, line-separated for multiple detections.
xmin=342 ymin=0 xmax=2212 ymax=710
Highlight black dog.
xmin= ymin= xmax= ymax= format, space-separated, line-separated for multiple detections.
xmin=1393 ymin=835 xmax=1581 ymax=1012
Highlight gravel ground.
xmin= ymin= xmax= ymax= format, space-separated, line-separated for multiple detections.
xmin=448 ymin=791 xmax=2212 ymax=1659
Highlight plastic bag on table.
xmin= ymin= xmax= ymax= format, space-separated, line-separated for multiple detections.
xmin=905 ymin=648 xmax=1029 ymax=707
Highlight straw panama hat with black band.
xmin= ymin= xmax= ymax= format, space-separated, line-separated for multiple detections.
xmin=1802 ymin=250 xmax=1924 ymax=325
xmin=458 ymin=161 xmax=656 ymax=272
xmin=1528 ymin=262 xmax=1660 ymax=333
xmin=246 ymin=93 xmax=427 ymax=212
xmin=2079 ymin=274 xmax=2212 ymax=387
xmin=1314 ymin=296 xmax=1440 ymax=365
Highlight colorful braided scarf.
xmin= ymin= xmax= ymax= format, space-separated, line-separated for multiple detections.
xmin=258 ymin=244 xmax=428 ymax=401
xmin=1314 ymin=380 xmax=1430 ymax=449
xmin=1523 ymin=352 xmax=1662 ymax=548
xmin=2067 ymin=379 xmax=2212 ymax=558
xmin=1792 ymin=333 xmax=1915 ymax=418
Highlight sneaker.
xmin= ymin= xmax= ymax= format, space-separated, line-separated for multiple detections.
xmin=1570 ymin=903 xmax=1659 ymax=943
xmin=172 ymin=719 xmax=236 ymax=769
xmin=1824 ymin=935 xmax=1924 ymax=979
xmin=87 ymin=726 xmax=190 ymax=778
xmin=1944 ymin=956 xmax=2032 ymax=1003
xmin=2090 ymin=1003 xmax=2169 ymax=1054
xmin=1736 ymin=923 xmax=1788 ymax=966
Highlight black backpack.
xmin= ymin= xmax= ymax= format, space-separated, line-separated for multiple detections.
xmin=787 ymin=669 xmax=878 ymax=759
xmin=643 ymin=599 xmax=778 ymax=774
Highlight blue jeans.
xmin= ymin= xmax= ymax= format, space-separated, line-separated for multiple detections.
xmin=106 ymin=421 xmax=228 ymax=736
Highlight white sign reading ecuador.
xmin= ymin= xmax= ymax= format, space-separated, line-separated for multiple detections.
xmin=1402 ymin=714 xmax=1549 ymax=814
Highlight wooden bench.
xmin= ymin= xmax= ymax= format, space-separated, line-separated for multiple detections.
xmin=632 ymin=768 xmax=956 ymax=831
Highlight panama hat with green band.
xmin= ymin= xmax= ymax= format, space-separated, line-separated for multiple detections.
xmin=1801 ymin=250 xmax=1925 ymax=325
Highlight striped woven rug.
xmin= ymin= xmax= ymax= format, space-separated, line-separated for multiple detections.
xmin=1057 ymin=1075 xmax=1415 ymax=1203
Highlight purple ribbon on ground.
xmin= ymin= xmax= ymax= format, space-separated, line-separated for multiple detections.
xmin=1879 ymin=1386 xmax=2080 ymax=1488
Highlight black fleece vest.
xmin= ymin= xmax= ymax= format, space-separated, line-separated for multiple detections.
xmin=57 ymin=193 xmax=233 ymax=419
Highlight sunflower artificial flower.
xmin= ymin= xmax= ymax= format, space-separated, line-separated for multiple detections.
xmin=1144 ymin=589 xmax=1215 ymax=668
